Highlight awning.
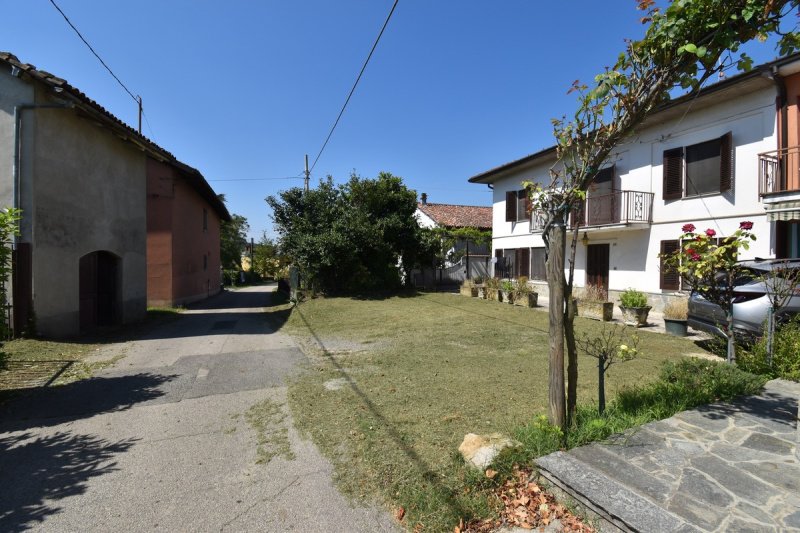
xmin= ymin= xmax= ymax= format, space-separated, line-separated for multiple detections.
xmin=766 ymin=200 xmax=800 ymax=222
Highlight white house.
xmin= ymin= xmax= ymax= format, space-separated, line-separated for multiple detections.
xmin=469 ymin=53 xmax=800 ymax=311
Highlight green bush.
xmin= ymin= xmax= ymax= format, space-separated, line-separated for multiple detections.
xmin=738 ymin=315 xmax=800 ymax=381
xmin=619 ymin=288 xmax=648 ymax=308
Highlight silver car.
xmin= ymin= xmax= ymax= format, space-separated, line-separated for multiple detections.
xmin=687 ymin=259 xmax=800 ymax=340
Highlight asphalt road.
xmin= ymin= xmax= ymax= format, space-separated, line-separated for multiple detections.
xmin=0 ymin=284 xmax=397 ymax=532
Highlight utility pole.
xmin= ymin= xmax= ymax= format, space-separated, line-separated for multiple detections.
xmin=304 ymin=154 xmax=310 ymax=192
xmin=137 ymin=95 xmax=143 ymax=134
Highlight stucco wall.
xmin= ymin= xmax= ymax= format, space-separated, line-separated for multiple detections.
xmin=487 ymin=82 xmax=777 ymax=306
xmin=31 ymin=85 xmax=147 ymax=336
xmin=146 ymin=158 xmax=175 ymax=306
xmin=170 ymin=175 xmax=222 ymax=306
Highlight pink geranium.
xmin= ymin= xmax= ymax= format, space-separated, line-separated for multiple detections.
xmin=705 ymin=229 xmax=716 ymax=237
xmin=682 ymin=223 xmax=696 ymax=233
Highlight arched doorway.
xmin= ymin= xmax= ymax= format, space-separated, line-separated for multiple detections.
xmin=79 ymin=251 xmax=120 ymax=332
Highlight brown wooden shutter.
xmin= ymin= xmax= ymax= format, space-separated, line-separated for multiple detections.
xmin=494 ymin=249 xmax=504 ymax=278
xmin=719 ymin=131 xmax=733 ymax=193
xmin=663 ymin=148 xmax=684 ymax=200
xmin=505 ymin=191 xmax=516 ymax=222
xmin=660 ymin=239 xmax=680 ymax=290
xmin=515 ymin=247 xmax=530 ymax=278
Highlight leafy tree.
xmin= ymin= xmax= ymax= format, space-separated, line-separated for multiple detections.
xmin=251 ymin=232 xmax=289 ymax=280
xmin=526 ymin=0 xmax=799 ymax=431
xmin=218 ymin=194 xmax=250 ymax=270
xmin=267 ymin=172 xmax=420 ymax=293
xmin=0 ymin=208 xmax=21 ymax=339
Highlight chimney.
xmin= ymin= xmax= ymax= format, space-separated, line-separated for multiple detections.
xmin=421 ymin=192 xmax=427 ymax=205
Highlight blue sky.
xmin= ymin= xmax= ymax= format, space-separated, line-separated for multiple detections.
xmin=3 ymin=1 xmax=790 ymax=240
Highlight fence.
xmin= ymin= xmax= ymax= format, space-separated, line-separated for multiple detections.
xmin=412 ymin=256 xmax=490 ymax=289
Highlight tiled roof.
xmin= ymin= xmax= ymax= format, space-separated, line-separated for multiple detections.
xmin=417 ymin=203 xmax=492 ymax=229
xmin=0 ymin=51 xmax=230 ymax=221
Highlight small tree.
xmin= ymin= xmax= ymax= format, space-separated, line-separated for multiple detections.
xmin=759 ymin=261 xmax=800 ymax=365
xmin=666 ymin=221 xmax=756 ymax=363
xmin=575 ymin=325 xmax=639 ymax=415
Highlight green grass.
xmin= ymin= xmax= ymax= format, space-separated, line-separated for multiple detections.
xmin=279 ymin=292 xmax=705 ymax=531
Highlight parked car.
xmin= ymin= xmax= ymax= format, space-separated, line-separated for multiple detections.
xmin=687 ymin=259 xmax=800 ymax=341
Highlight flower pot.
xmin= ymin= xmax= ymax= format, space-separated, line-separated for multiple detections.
xmin=477 ymin=286 xmax=486 ymax=299
xmin=486 ymin=288 xmax=498 ymax=301
xmin=460 ymin=286 xmax=478 ymax=297
xmin=620 ymin=306 xmax=651 ymax=327
xmin=664 ymin=318 xmax=688 ymax=336
xmin=578 ymin=301 xmax=613 ymax=321
xmin=514 ymin=293 xmax=538 ymax=308
xmin=500 ymin=290 xmax=514 ymax=304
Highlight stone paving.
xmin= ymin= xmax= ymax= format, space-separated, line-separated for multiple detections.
xmin=536 ymin=379 xmax=800 ymax=532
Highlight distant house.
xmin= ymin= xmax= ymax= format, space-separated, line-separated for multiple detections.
xmin=146 ymin=158 xmax=230 ymax=307
xmin=469 ymin=52 xmax=800 ymax=310
xmin=413 ymin=193 xmax=492 ymax=285
xmin=0 ymin=52 xmax=227 ymax=336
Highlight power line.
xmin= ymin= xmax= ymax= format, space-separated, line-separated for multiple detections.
xmin=48 ymin=0 xmax=139 ymax=105
xmin=209 ymin=177 xmax=305 ymax=182
xmin=309 ymin=0 xmax=399 ymax=174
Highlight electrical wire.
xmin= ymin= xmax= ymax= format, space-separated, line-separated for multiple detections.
xmin=48 ymin=0 xmax=139 ymax=104
xmin=209 ymin=177 xmax=305 ymax=182
xmin=309 ymin=0 xmax=399 ymax=174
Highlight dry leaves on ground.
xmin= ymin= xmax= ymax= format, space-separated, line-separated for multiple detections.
xmin=462 ymin=468 xmax=594 ymax=532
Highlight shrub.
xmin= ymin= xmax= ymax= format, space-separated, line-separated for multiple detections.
xmin=485 ymin=277 xmax=500 ymax=290
xmin=576 ymin=284 xmax=607 ymax=302
xmin=738 ymin=315 xmax=800 ymax=381
xmin=663 ymin=298 xmax=688 ymax=320
xmin=514 ymin=276 xmax=531 ymax=296
xmin=472 ymin=275 xmax=484 ymax=285
xmin=619 ymin=288 xmax=648 ymax=308
xmin=500 ymin=280 xmax=514 ymax=292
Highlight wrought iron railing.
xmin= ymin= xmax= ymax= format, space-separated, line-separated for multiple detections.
xmin=530 ymin=190 xmax=653 ymax=232
xmin=759 ymin=146 xmax=800 ymax=196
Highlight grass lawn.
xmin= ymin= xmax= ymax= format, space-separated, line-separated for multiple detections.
xmin=0 ymin=307 xmax=182 ymax=396
xmin=279 ymin=292 xmax=705 ymax=531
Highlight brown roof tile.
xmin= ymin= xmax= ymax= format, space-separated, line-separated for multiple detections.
xmin=417 ymin=203 xmax=492 ymax=229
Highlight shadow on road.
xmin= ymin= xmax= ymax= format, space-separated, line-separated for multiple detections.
xmin=0 ymin=372 xmax=177 ymax=430
xmin=0 ymin=430 xmax=137 ymax=532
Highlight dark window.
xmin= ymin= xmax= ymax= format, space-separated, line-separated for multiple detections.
xmin=531 ymin=247 xmax=546 ymax=280
xmin=506 ymin=190 xmax=530 ymax=223
xmin=503 ymin=249 xmax=516 ymax=278
xmin=660 ymin=240 xmax=680 ymax=290
xmin=663 ymin=132 xmax=732 ymax=200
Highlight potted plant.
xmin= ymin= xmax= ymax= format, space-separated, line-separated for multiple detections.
xmin=663 ymin=297 xmax=689 ymax=336
xmin=500 ymin=279 xmax=515 ymax=304
xmin=460 ymin=278 xmax=478 ymax=298
xmin=513 ymin=276 xmax=538 ymax=308
xmin=619 ymin=288 xmax=651 ymax=327
xmin=484 ymin=277 xmax=500 ymax=301
xmin=576 ymin=284 xmax=613 ymax=321
xmin=471 ymin=276 xmax=484 ymax=298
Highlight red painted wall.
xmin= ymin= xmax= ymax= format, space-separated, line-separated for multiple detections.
xmin=146 ymin=158 xmax=222 ymax=306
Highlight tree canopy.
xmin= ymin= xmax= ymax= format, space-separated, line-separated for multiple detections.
xmin=267 ymin=172 xmax=421 ymax=293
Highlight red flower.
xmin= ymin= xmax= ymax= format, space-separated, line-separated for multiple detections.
xmin=690 ymin=253 xmax=701 ymax=261
xmin=705 ymin=229 xmax=716 ymax=237
xmin=739 ymin=221 xmax=753 ymax=230
xmin=685 ymin=248 xmax=695 ymax=255
xmin=682 ymin=223 xmax=696 ymax=233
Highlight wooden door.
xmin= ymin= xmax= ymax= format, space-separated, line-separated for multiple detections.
xmin=586 ymin=243 xmax=610 ymax=297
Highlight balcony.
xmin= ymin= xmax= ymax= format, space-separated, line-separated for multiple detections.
xmin=759 ymin=146 xmax=800 ymax=196
xmin=530 ymin=190 xmax=654 ymax=232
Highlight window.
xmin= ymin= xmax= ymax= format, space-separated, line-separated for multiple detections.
xmin=505 ymin=190 xmax=530 ymax=223
xmin=531 ymin=247 xmax=546 ymax=281
xmin=203 ymin=208 xmax=208 ymax=231
xmin=663 ymin=132 xmax=732 ymax=200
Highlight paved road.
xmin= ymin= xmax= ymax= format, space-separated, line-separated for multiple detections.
xmin=0 ymin=285 xmax=397 ymax=532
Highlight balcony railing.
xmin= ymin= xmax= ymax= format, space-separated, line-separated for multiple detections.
xmin=530 ymin=190 xmax=653 ymax=232
xmin=759 ymin=146 xmax=800 ymax=196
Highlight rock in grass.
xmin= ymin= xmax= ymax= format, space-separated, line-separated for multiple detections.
xmin=458 ymin=433 xmax=519 ymax=470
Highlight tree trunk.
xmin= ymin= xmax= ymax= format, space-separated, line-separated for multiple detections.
xmin=766 ymin=306 xmax=775 ymax=367
xmin=598 ymin=357 xmax=606 ymax=415
xmin=545 ymin=218 xmax=566 ymax=431
xmin=726 ymin=311 xmax=736 ymax=364
xmin=565 ymin=295 xmax=578 ymax=427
